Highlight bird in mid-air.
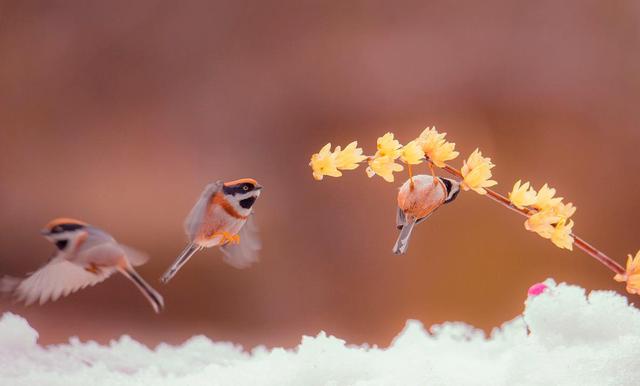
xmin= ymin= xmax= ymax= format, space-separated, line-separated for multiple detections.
xmin=160 ymin=178 xmax=263 ymax=283
xmin=1 ymin=218 xmax=164 ymax=313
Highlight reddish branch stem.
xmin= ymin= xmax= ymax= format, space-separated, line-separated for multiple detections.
xmin=438 ymin=163 xmax=625 ymax=275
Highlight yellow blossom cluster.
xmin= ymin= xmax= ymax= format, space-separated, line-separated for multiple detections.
xmin=364 ymin=133 xmax=405 ymax=182
xmin=614 ymin=251 xmax=640 ymax=294
xmin=309 ymin=127 xmax=461 ymax=182
xmin=509 ymin=181 xmax=577 ymax=250
xmin=460 ymin=149 xmax=497 ymax=194
xmin=417 ymin=127 xmax=459 ymax=167
xmin=309 ymin=142 xmax=366 ymax=180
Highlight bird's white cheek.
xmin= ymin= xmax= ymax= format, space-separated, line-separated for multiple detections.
xmin=235 ymin=192 xmax=251 ymax=201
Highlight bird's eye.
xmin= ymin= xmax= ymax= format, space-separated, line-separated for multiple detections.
xmin=243 ymin=185 xmax=249 ymax=191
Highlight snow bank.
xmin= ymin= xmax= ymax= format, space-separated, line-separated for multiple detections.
xmin=1 ymin=279 xmax=639 ymax=386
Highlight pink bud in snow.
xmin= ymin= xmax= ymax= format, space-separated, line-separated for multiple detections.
xmin=527 ymin=283 xmax=548 ymax=297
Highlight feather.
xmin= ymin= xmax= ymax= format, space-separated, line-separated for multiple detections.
xmin=393 ymin=218 xmax=416 ymax=255
xmin=160 ymin=243 xmax=202 ymax=283
xmin=119 ymin=266 xmax=164 ymax=313
xmin=184 ymin=181 xmax=223 ymax=241
xmin=4 ymin=257 xmax=114 ymax=306
xmin=220 ymin=215 xmax=261 ymax=269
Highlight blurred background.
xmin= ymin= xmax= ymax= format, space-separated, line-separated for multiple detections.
xmin=1 ymin=0 xmax=639 ymax=348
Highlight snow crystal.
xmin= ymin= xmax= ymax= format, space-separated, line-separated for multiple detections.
xmin=1 ymin=279 xmax=640 ymax=386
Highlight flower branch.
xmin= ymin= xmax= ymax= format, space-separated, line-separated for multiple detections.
xmin=437 ymin=162 xmax=625 ymax=275
xmin=309 ymin=127 xmax=638 ymax=294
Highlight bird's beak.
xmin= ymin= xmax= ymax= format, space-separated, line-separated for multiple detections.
xmin=255 ymin=184 xmax=263 ymax=190
xmin=40 ymin=229 xmax=51 ymax=236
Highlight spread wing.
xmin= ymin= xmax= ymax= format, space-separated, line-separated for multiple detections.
xmin=184 ymin=181 xmax=223 ymax=241
xmin=220 ymin=215 xmax=261 ymax=269
xmin=1 ymin=257 xmax=115 ymax=306
xmin=82 ymin=228 xmax=149 ymax=267
xmin=119 ymin=244 xmax=149 ymax=266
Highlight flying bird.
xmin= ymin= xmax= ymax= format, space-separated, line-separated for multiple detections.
xmin=161 ymin=178 xmax=263 ymax=283
xmin=1 ymin=218 xmax=164 ymax=313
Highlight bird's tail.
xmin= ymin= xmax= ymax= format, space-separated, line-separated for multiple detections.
xmin=393 ymin=220 xmax=416 ymax=255
xmin=119 ymin=266 xmax=164 ymax=313
xmin=160 ymin=243 xmax=200 ymax=284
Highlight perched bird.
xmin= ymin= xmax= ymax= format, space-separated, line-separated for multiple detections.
xmin=160 ymin=178 xmax=263 ymax=283
xmin=0 ymin=218 xmax=164 ymax=313
xmin=393 ymin=174 xmax=460 ymax=255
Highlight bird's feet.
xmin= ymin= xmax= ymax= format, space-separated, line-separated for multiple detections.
xmin=84 ymin=263 xmax=102 ymax=275
xmin=225 ymin=232 xmax=240 ymax=245
xmin=428 ymin=162 xmax=438 ymax=185
xmin=210 ymin=231 xmax=240 ymax=245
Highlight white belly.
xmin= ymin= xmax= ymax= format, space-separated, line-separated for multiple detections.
xmin=196 ymin=206 xmax=247 ymax=247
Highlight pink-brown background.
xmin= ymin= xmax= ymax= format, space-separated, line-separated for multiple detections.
xmin=1 ymin=0 xmax=639 ymax=348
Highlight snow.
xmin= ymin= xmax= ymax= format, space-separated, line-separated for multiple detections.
xmin=1 ymin=279 xmax=639 ymax=386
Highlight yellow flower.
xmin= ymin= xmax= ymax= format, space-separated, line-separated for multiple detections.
xmin=464 ymin=147 xmax=490 ymax=169
xmin=309 ymin=143 xmax=341 ymax=180
xmin=376 ymin=132 xmax=402 ymax=159
xmin=614 ymin=251 xmax=640 ymax=294
xmin=531 ymin=184 xmax=576 ymax=221
xmin=508 ymin=180 xmax=537 ymax=209
xmin=334 ymin=141 xmax=366 ymax=170
xmin=550 ymin=219 xmax=574 ymax=250
xmin=365 ymin=132 xmax=404 ymax=182
xmin=534 ymin=184 xmax=563 ymax=211
xmin=417 ymin=127 xmax=459 ymax=167
xmin=400 ymin=140 xmax=425 ymax=165
xmin=524 ymin=210 xmax=561 ymax=239
xmin=460 ymin=149 xmax=497 ymax=194
xmin=552 ymin=201 xmax=577 ymax=220
xmin=366 ymin=156 xmax=404 ymax=182
xmin=418 ymin=127 xmax=446 ymax=154
xmin=429 ymin=141 xmax=459 ymax=168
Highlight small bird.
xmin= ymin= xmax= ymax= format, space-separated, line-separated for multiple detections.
xmin=0 ymin=218 xmax=164 ymax=313
xmin=160 ymin=178 xmax=263 ymax=283
xmin=393 ymin=174 xmax=460 ymax=255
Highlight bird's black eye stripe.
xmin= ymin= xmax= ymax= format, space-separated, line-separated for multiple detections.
xmin=239 ymin=196 xmax=257 ymax=209
xmin=439 ymin=177 xmax=460 ymax=204
xmin=439 ymin=178 xmax=453 ymax=194
xmin=447 ymin=189 xmax=460 ymax=203
xmin=223 ymin=183 xmax=255 ymax=195
xmin=50 ymin=223 xmax=85 ymax=233
xmin=55 ymin=240 xmax=69 ymax=250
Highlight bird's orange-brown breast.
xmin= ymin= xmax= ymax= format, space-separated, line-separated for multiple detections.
xmin=398 ymin=180 xmax=446 ymax=219
xmin=193 ymin=192 xmax=247 ymax=244
xmin=210 ymin=191 xmax=248 ymax=220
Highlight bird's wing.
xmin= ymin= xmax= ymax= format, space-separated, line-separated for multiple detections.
xmin=184 ymin=181 xmax=223 ymax=240
xmin=119 ymin=244 xmax=150 ymax=267
xmin=220 ymin=214 xmax=261 ymax=269
xmin=4 ymin=257 xmax=114 ymax=306
xmin=415 ymin=211 xmax=435 ymax=225
xmin=396 ymin=206 xmax=434 ymax=230
xmin=82 ymin=227 xmax=148 ymax=267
